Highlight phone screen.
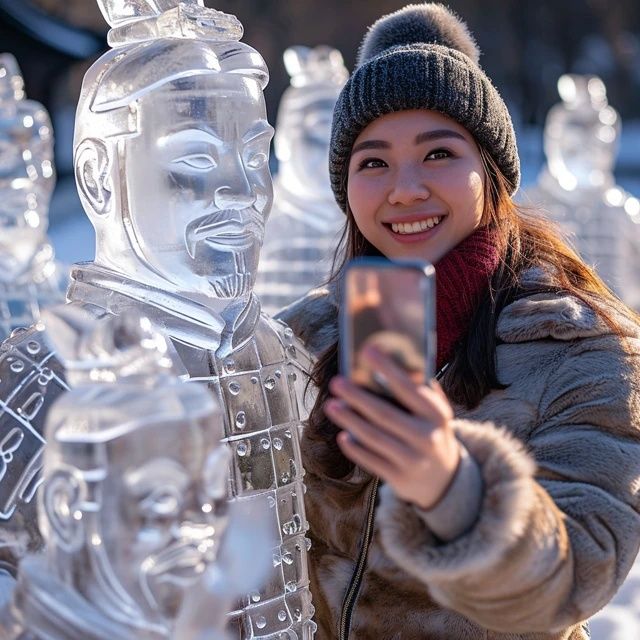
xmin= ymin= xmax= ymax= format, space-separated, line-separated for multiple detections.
xmin=340 ymin=258 xmax=436 ymax=394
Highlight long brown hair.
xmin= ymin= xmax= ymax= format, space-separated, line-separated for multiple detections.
xmin=307 ymin=143 xmax=637 ymax=477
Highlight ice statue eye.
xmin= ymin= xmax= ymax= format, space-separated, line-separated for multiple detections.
xmin=140 ymin=486 xmax=183 ymax=518
xmin=173 ymin=153 xmax=217 ymax=171
xmin=246 ymin=152 xmax=268 ymax=170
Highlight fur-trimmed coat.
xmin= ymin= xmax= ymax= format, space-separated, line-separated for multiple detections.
xmin=277 ymin=268 xmax=640 ymax=640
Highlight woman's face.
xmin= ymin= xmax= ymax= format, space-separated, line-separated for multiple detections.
xmin=347 ymin=109 xmax=485 ymax=263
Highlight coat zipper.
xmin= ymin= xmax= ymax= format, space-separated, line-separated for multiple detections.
xmin=338 ymin=365 xmax=449 ymax=639
xmin=338 ymin=476 xmax=380 ymax=640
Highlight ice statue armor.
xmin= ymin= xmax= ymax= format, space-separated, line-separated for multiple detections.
xmin=0 ymin=307 xmax=235 ymax=639
xmin=525 ymin=74 xmax=640 ymax=308
xmin=254 ymin=46 xmax=348 ymax=314
xmin=0 ymin=2 xmax=316 ymax=638
xmin=0 ymin=54 xmax=66 ymax=338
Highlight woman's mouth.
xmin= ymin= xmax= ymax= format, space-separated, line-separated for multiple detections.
xmin=383 ymin=215 xmax=444 ymax=242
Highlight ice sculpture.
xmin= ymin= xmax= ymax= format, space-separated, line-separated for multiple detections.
xmin=0 ymin=54 xmax=66 ymax=339
xmin=254 ymin=46 xmax=348 ymax=314
xmin=0 ymin=2 xmax=316 ymax=638
xmin=0 ymin=307 xmax=237 ymax=638
xmin=525 ymin=74 xmax=640 ymax=308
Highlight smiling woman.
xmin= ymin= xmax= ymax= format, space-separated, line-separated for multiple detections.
xmin=277 ymin=3 xmax=640 ymax=640
xmin=347 ymin=110 xmax=484 ymax=263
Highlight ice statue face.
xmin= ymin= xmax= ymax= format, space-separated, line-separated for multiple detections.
xmin=0 ymin=190 xmax=46 ymax=280
xmin=122 ymin=73 xmax=274 ymax=298
xmin=92 ymin=418 xmax=223 ymax=620
xmin=0 ymin=93 xmax=54 ymax=278
xmin=279 ymin=95 xmax=336 ymax=196
xmin=546 ymin=110 xmax=618 ymax=184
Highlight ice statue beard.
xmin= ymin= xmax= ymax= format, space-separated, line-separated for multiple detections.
xmin=139 ymin=537 xmax=213 ymax=619
xmin=186 ymin=208 xmax=264 ymax=299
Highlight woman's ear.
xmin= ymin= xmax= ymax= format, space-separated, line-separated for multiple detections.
xmin=74 ymin=138 xmax=113 ymax=216
xmin=42 ymin=468 xmax=86 ymax=553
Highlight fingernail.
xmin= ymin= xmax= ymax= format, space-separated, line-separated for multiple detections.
xmin=362 ymin=344 xmax=382 ymax=360
xmin=324 ymin=398 xmax=343 ymax=413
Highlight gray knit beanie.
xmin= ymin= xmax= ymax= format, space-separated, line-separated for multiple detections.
xmin=329 ymin=3 xmax=520 ymax=212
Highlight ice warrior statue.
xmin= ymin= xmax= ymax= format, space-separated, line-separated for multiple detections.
xmin=0 ymin=1 xmax=315 ymax=638
xmin=525 ymin=73 xmax=640 ymax=309
xmin=0 ymin=308 xmax=234 ymax=639
xmin=254 ymin=46 xmax=347 ymax=314
xmin=0 ymin=54 xmax=66 ymax=339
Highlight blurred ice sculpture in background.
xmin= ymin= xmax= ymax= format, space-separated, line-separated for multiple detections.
xmin=525 ymin=73 xmax=640 ymax=308
xmin=0 ymin=1 xmax=316 ymax=638
xmin=0 ymin=306 xmax=240 ymax=639
xmin=254 ymin=46 xmax=348 ymax=314
xmin=0 ymin=54 xmax=66 ymax=339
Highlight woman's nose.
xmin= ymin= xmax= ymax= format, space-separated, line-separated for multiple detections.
xmin=387 ymin=166 xmax=431 ymax=206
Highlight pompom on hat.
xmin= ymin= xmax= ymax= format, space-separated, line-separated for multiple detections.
xmin=329 ymin=3 xmax=520 ymax=212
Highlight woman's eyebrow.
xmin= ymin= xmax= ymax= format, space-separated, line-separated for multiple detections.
xmin=415 ymin=129 xmax=466 ymax=144
xmin=351 ymin=139 xmax=392 ymax=154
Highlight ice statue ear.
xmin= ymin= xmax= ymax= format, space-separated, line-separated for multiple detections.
xmin=42 ymin=469 xmax=86 ymax=553
xmin=75 ymin=138 xmax=113 ymax=216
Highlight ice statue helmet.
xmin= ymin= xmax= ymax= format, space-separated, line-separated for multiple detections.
xmin=38 ymin=306 xmax=229 ymax=634
xmin=74 ymin=0 xmax=273 ymax=300
xmin=0 ymin=54 xmax=56 ymax=282
xmin=544 ymin=74 xmax=620 ymax=191
xmin=275 ymin=45 xmax=348 ymax=197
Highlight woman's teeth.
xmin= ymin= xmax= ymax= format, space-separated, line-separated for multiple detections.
xmin=390 ymin=217 xmax=442 ymax=235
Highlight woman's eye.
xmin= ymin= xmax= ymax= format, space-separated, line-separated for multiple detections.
xmin=425 ymin=149 xmax=451 ymax=161
xmin=358 ymin=157 xmax=387 ymax=170
xmin=246 ymin=151 xmax=268 ymax=170
xmin=173 ymin=154 xmax=217 ymax=170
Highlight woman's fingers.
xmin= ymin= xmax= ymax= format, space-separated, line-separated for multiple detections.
xmin=359 ymin=346 xmax=453 ymax=423
xmin=329 ymin=377 xmax=425 ymax=443
xmin=336 ymin=431 xmax=398 ymax=482
xmin=324 ymin=398 xmax=417 ymax=467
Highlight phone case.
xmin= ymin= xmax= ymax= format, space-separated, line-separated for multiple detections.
xmin=339 ymin=257 xmax=436 ymax=393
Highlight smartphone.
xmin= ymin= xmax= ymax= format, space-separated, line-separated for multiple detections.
xmin=339 ymin=257 xmax=436 ymax=395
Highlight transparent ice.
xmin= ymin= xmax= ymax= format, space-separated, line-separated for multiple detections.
xmin=0 ymin=53 xmax=66 ymax=339
xmin=0 ymin=2 xmax=316 ymax=638
xmin=0 ymin=307 xmax=236 ymax=638
xmin=255 ymin=46 xmax=348 ymax=314
xmin=524 ymin=74 xmax=640 ymax=308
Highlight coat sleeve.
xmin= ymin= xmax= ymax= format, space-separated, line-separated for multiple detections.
xmin=375 ymin=334 xmax=640 ymax=634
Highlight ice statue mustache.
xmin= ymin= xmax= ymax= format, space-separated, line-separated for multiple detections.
xmin=186 ymin=208 xmax=266 ymax=256
xmin=140 ymin=530 xmax=216 ymax=616
xmin=186 ymin=207 xmax=266 ymax=299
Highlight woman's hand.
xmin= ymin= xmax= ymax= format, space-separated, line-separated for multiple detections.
xmin=324 ymin=346 xmax=460 ymax=510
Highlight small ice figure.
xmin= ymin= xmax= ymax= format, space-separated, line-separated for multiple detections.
xmin=0 ymin=54 xmax=66 ymax=338
xmin=0 ymin=2 xmax=316 ymax=638
xmin=524 ymin=74 xmax=640 ymax=309
xmin=0 ymin=307 xmax=237 ymax=639
xmin=255 ymin=46 xmax=348 ymax=314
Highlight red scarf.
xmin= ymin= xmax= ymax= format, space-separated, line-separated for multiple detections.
xmin=434 ymin=226 xmax=501 ymax=370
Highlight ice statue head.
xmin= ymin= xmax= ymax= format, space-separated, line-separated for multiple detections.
xmin=0 ymin=53 xmax=56 ymax=281
xmin=74 ymin=1 xmax=273 ymax=300
xmin=275 ymin=46 xmax=347 ymax=198
xmin=39 ymin=306 xmax=229 ymax=634
xmin=543 ymin=74 xmax=620 ymax=191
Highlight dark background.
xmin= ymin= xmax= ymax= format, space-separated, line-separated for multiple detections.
xmin=1 ymin=0 xmax=639 ymax=260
